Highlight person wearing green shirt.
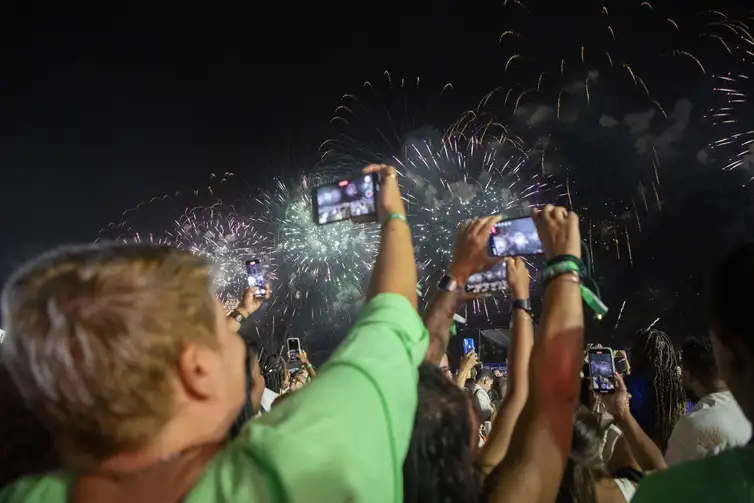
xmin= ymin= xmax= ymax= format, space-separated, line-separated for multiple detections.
xmin=632 ymin=244 xmax=754 ymax=503
xmin=0 ymin=163 xmax=426 ymax=503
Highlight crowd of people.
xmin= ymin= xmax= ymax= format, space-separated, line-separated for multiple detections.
xmin=0 ymin=163 xmax=752 ymax=502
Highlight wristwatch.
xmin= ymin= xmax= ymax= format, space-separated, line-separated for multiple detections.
xmin=229 ymin=309 xmax=246 ymax=323
xmin=511 ymin=298 xmax=532 ymax=316
xmin=437 ymin=275 xmax=460 ymax=293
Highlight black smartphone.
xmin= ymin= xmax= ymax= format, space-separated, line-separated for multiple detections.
xmin=463 ymin=337 xmax=476 ymax=355
xmin=245 ymin=258 xmax=266 ymax=298
xmin=311 ymin=174 xmax=379 ymax=225
xmin=587 ymin=347 xmax=616 ymax=393
xmin=465 ymin=262 xmax=507 ymax=294
xmin=287 ymin=337 xmax=301 ymax=361
xmin=488 ymin=216 xmax=544 ymax=257
xmin=614 ymin=352 xmax=629 ymax=376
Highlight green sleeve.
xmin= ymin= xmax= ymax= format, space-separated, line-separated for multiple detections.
xmin=227 ymin=293 xmax=428 ymax=503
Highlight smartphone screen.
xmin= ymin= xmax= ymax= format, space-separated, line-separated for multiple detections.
xmin=588 ymin=348 xmax=616 ymax=393
xmin=287 ymin=338 xmax=301 ymax=361
xmin=463 ymin=337 xmax=476 ymax=355
xmin=245 ymin=259 xmax=266 ymax=298
xmin=488 ymin=216 xmax=544 ymax=257
xmin=312 ymin=174 xmax=378 ymax=225
xmin=614 ymin=354 xmax=628 ymax=375
xmin=466 ymin=262 xmax=507 ymax=294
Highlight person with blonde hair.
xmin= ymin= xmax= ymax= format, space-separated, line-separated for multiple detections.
xmin=0 ymin=164 xmax=427 ymax=502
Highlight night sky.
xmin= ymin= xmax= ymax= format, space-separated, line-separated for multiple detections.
xmin=1 ymin=2 xmax=752 ymax=343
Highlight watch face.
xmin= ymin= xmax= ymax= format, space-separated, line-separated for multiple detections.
xmin=438 ymin=275 xmax=456 ymax=291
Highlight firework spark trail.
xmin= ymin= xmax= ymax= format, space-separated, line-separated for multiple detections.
xmin=165 ymin=204 xmax=273 ymax=309
xmin=258 ymin=176 xmax=380 ymax=325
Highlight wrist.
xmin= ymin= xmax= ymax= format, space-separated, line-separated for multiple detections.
xmin=235 ymin=307 xmax=250 ymax=318
xmin=447 ymin=265 xmax=471 ymax=285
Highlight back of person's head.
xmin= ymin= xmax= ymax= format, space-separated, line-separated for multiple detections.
xmin=628 ymin=328 xmax=685 ymax=451
xmin=0 ymin=244 xmax=247 ymax=463
xmin=709 ymin=242 xmax=754 ymax=420
xmin=403 ymin=363 xmax=481 ymax=503
xmin=680 ymin=336 xmax=718 ymax=385
xmin=556 ymin=406 xmax=607 ymax=503
xmin=262 ymin=354 xmax=288 ymax=393
xmin=475 ymin=367 xmax=494 ymax=384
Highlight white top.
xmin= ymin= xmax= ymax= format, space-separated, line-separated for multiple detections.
xmin=613 ymin=478 xmax=637 ymax=501
xmin=472 ymin=383 xmax=495 ymax=421
xmin=664 ymin=390 xmax=752 ymax=466
xmin=259 ymin=387 xmax=279 ymax=413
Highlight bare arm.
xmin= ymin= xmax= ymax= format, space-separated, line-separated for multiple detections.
xmin=487 ymin=207 xmax=584 ymax=503
xmin=423 ymin=291 xmax=461 ymax=364
xmin=365 ymin=165 xmax=416 ymax=308
xmin=226 ymin=285 xmax=270 ymax=333
xmin=478 ymin=260 xmax=534 ymax=475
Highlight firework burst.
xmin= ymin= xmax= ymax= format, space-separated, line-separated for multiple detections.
xmin=166 ymin=204 xmax=273 ymax=309
xmin=259 ymin=177 xmax=380 ymax=327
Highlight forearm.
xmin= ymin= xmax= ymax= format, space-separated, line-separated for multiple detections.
xmin=456 ymin=368 xmax=471 ymax=389
xmin=616 ymin=413 xmax=667 ymax=471
xmin=226 ymin=306 xmax=250 ymax=333
xmin=489 ymin=277 xmax=583 ymax=503
xmin=478 ymin=310 xmax=534 ymax=475
xmin=368 ymin=220 xmax=417 ymax=308
xmin=305 ymin=365 xmax=317 ymax=379
xmin=423 ymin=291 xmax=461 ymax=364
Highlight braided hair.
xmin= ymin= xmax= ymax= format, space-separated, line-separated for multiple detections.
xmin=262 ymin=354 xmax=288 ymax=394
xmin=630 ymin=329 xmax=686 ymax=451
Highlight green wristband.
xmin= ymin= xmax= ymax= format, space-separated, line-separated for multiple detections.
xmin=383 ymin=212 xmax=408 ymax=225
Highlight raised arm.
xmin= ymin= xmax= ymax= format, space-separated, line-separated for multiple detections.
xmin=487 ymin=206 xmax=584 ymax=503
xmin=366 ymin=164 xmax=417 ymax=307
xmin=251 ymin=164 xmax=430 ymax=503
xmin=478 ymin=257 xmax=534 ymax=476
xmin=226 ymin=284 xmax=270 ymax=333
xmin=424 ymin=217 xmax=502 ymax=364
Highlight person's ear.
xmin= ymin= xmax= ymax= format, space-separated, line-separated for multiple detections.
xmin=177 ymin=342 xmax=216 ymax=400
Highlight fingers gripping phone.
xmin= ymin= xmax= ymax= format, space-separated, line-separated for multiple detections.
xmin=588 ymin=347 xmax=617 ymax=393
xmin=245 ymin=258 xmax=266 ymax=298
xmin=287 ymin=337 xmax=301 ymax=361
xmin=488 ymin=216 xmax=544 ymax=258
xmin=312 ymin=174 xmax=379 ymax=225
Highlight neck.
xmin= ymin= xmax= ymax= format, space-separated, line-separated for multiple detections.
xmin=700 ymin=380 xmax=728 ymax=397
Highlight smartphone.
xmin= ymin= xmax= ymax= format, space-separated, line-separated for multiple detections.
xmin=466 ymin=262 xmax=507 ymax=294
xmin=488 ymin=216 xmax=544 ymax=257
xmin=312 ymin=174 xmax=379 ymax=225
xmin=463 ymin=337 xmax=476 ymax=356
xmin=588 ymin=347 xmax=616 ymax=393
xmin=614 ymin=352 xmax=629 ymax=376
xmin=245 ymin=258 xmax=266 ymax=298
xmin=287 ymin=337 xmax=301 ymax=361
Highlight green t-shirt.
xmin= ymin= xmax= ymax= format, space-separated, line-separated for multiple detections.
xmin=632 ymin=445 xmax=754 ymax=503
xmin=0 ymin=293 xmax=428 ymax=503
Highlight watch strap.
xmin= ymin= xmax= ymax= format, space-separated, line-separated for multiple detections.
xmin=437 ymin=274 xmax=460 ymax=293
xmin=512 ymin=298 xmax=532 ymax=314
xmin=229 ymin=309 xmax=246 ymax=323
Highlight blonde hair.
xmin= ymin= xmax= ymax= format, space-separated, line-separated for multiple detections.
xmin=1 ymin=243 xmax=217 ymax=460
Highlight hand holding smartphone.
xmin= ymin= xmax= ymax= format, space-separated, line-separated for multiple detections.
xmin=587 ymin=347 xmax=617 ymax=393
xmin=287 ymin=337 xmax=301 ymax=361
xmin=245 ymin=258 xmax=267 ymax=298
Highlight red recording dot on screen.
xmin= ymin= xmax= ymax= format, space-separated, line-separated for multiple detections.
xmin=338 ymin=180 xmax=348 ymax=187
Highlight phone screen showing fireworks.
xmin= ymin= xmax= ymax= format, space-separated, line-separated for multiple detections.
xmin=245 ymin=259 xmax=266 ymax=298
xmin=488 ymin=217 xmax=544 ymax=257
xmin=312 ymin=174 xmax=378 ymax=225
xmin=463 ymin=337 xmax=475 ymax=356
xmin=466 ymin=262 xmax=507 ymax=294
xmin=287 ymin=337 xmax=301 ymax=361
xmin=588 ymin=348 xmax=616 ymax=394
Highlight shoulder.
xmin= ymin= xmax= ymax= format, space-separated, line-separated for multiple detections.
xmin=356 ymin=293 xmax=421 ymax=325
xmin=634 ymin=447 xmax=754 ymax=503
xmin=0 ymin=473 xmax=68 ymax=503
